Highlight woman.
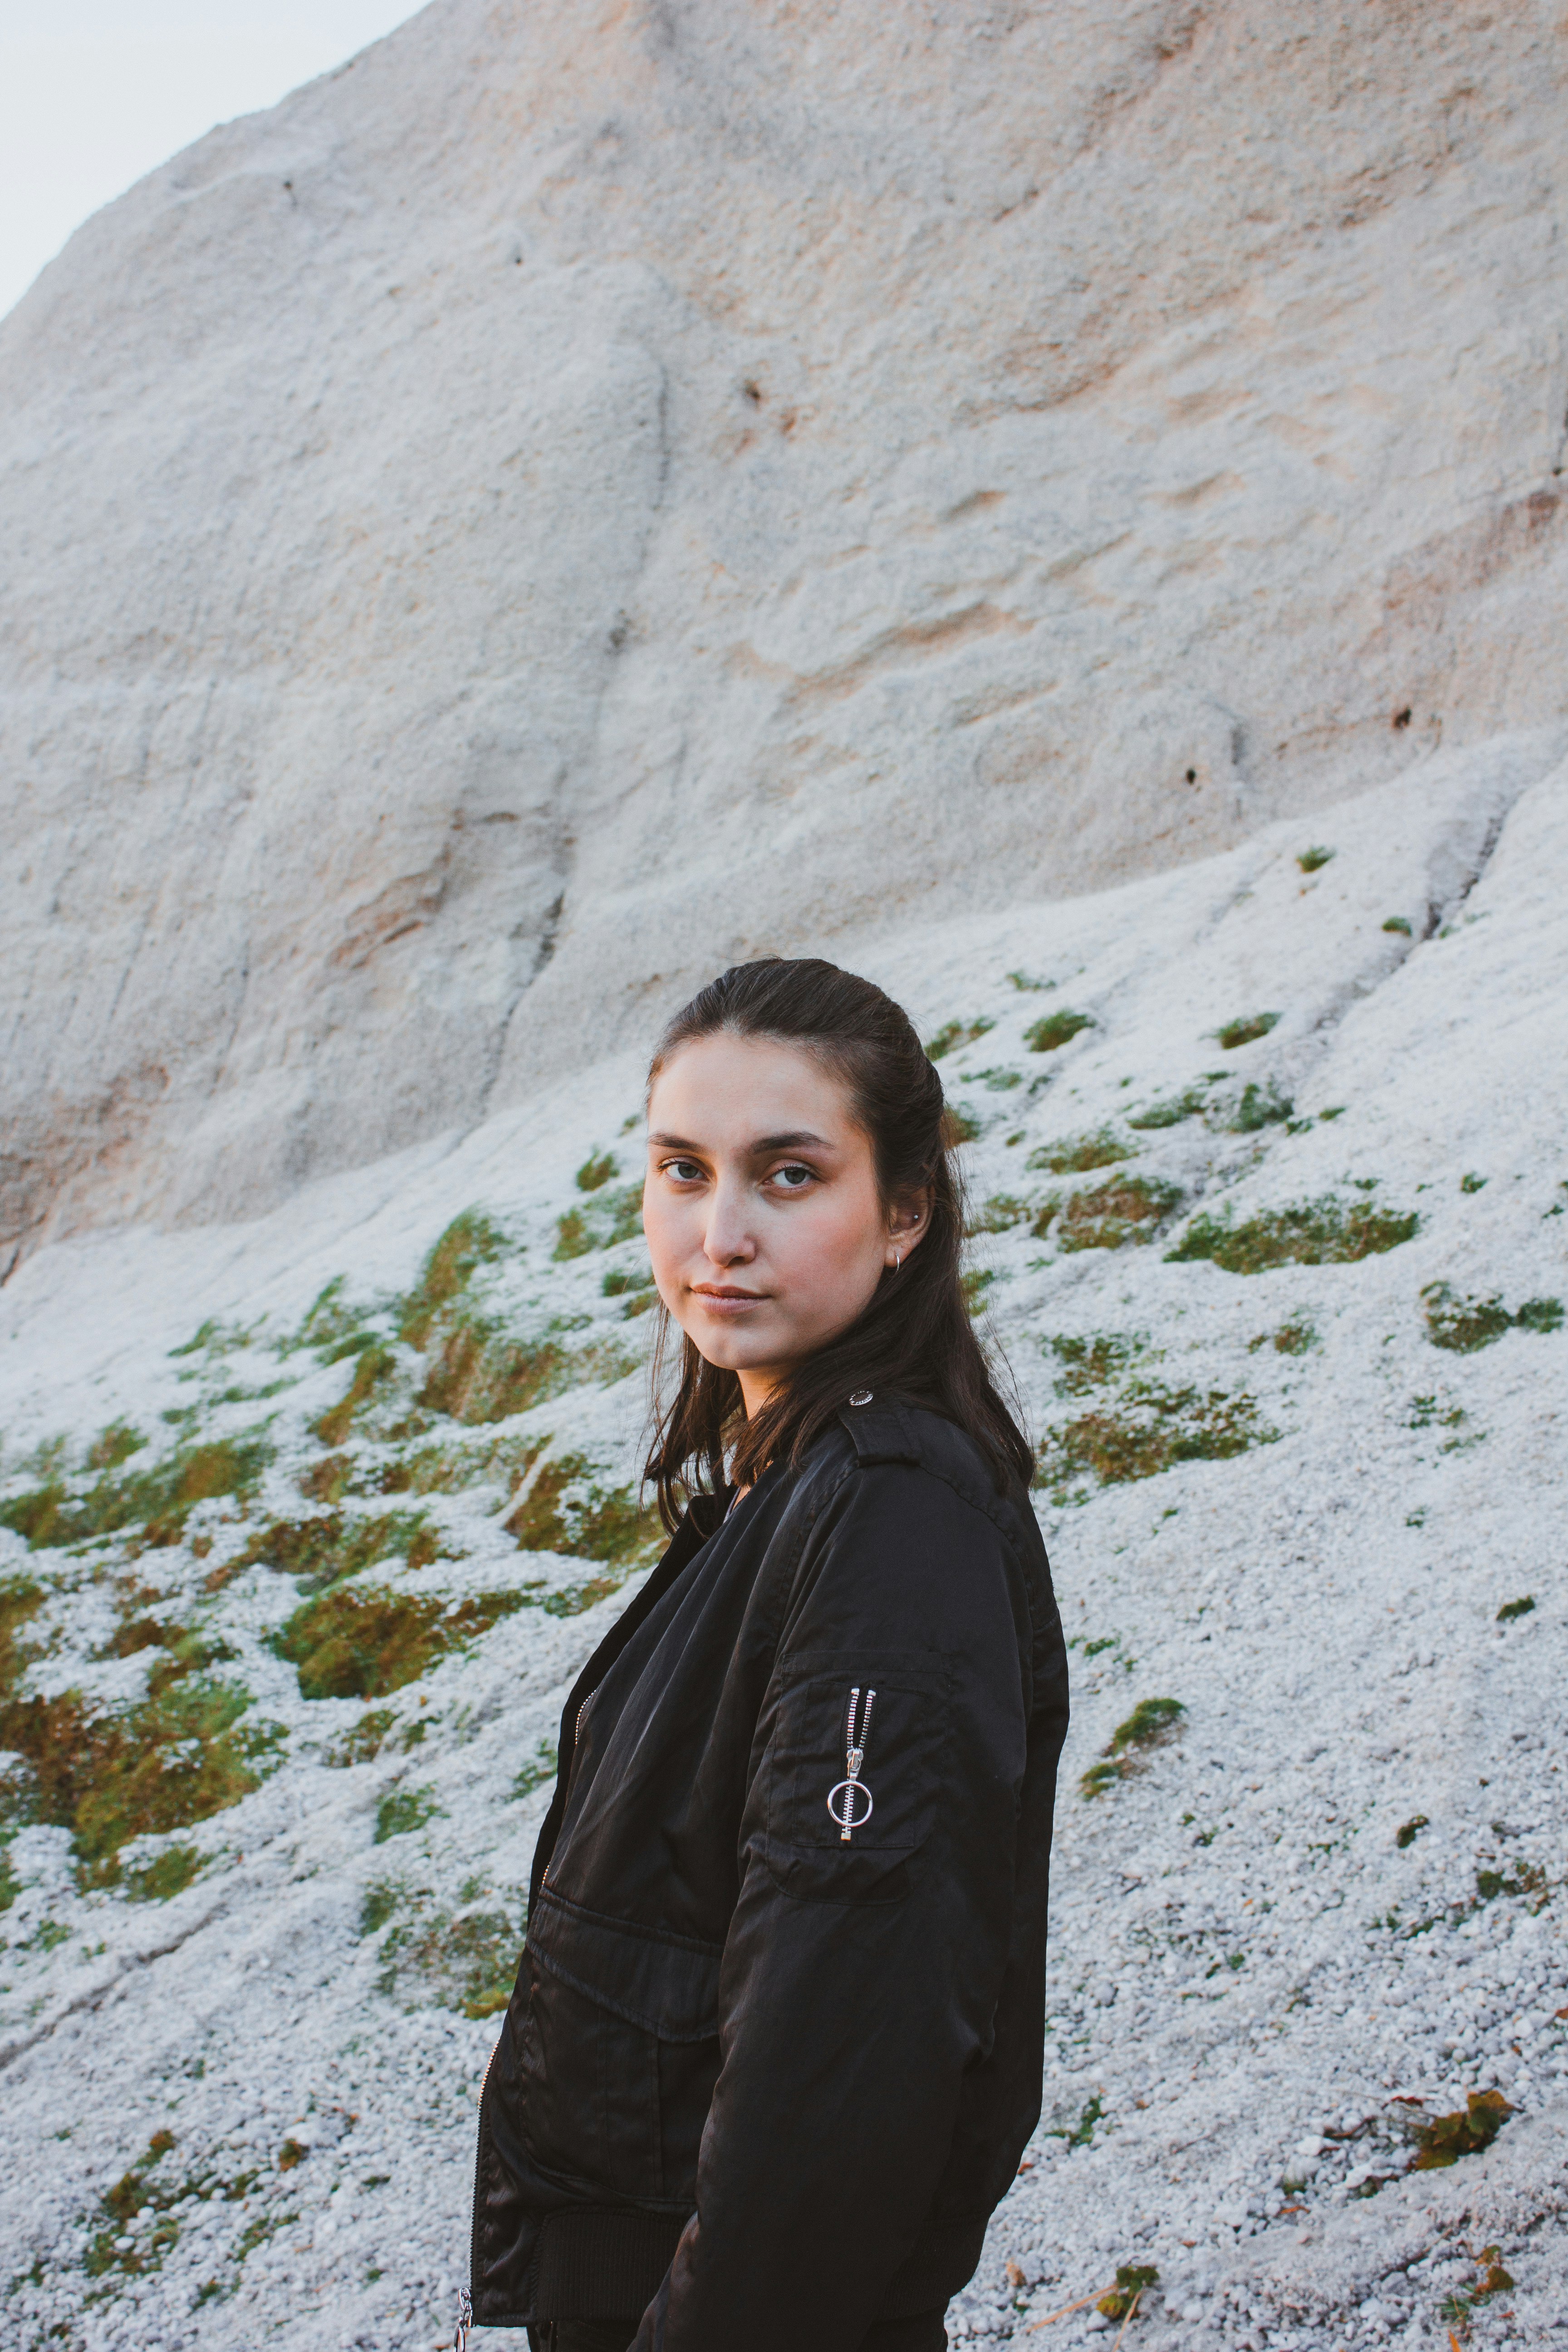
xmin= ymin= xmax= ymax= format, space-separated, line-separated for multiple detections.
xmin=465 ymin=958 xmax=1069 ymax=2352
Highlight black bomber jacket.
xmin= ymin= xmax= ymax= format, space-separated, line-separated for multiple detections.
xmin=470 ymin=1394 xmax=1070 ymax=2347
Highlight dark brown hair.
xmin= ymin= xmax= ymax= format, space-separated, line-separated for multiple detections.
xmin=642 ymin=956 xmax=1032 ymax=1528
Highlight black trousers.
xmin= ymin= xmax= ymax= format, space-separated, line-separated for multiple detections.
xmin=531 ymin=2312 xmax=947 ymax=2352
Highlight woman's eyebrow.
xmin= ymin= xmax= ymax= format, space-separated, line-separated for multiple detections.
xmin=752 ymin=1130 xmax=831 ymax=1152
xmin=647 ymin=1131 xmax=703 ymax=1150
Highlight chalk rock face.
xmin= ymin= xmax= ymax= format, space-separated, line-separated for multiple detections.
xmin=1 ymin=0 xmax=1564 ymax=1256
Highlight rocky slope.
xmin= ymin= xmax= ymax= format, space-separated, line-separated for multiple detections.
xmin=2 ymin=741 xmax=1565 ymax=2351
xmin=3 ymin=0 xmax=1566 ymax=1254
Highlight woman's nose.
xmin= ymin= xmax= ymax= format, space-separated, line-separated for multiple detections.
xmin=703 ymin=1178 xmax=757 ymax=1264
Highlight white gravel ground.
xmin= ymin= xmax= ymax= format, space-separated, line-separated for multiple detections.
xmin=2 ymin=734 xmax=1564 ymax=2352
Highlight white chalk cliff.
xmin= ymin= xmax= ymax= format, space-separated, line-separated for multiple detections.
xmin=2 ymin=0 xmax=1565 ymax=1257
xmin=1 ymin=7 xmax=1567 ymax=2351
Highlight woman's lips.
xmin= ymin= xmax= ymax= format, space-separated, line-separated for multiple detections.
xmin=690 ymin=1287 xmax=767 ymax=1315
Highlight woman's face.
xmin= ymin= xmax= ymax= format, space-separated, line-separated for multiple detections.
xmin=643 ymin=1031 xmax=926 ymax=1411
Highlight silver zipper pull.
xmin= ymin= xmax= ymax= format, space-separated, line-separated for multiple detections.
xmin=827 ymin=1685 xmax=877 ymax=1843
xmin=454 ymin=2285 xmax=473 ymax=2349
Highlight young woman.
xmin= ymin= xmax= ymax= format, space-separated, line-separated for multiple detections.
xmin=466 ymin=958 xmax=1069 ymax=2352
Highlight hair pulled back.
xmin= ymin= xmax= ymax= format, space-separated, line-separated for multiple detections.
xmin=642 ymin=956 xmax=1032 ymax=1529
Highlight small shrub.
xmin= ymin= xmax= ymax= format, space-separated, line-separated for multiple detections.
xmin=1516 ymin=1296 xmax=1564 ymax=1334
xmin=1027 ymin=1128 xmax=1131 ymax=1175
xmin=1025 ymin=1009 xmax=1093 ymax=1054
xmin=924 ymin=1017 xmax=994 ymax=1061
xmin=1168 ymin=1198 xmax=1418 ymax=1273
xmin=1460 ymin=1171 xmax=1487 ymax=1194
xmin=1382 ymin=916 xmax=1412 ymax=935
xmin=277 ymin=2138 xmax=306 ymax=2172
xmin=1297 ymin=846 xmax=1333 ymax=873
xmin=1058 ymin=1175 xmax=1182 ymax=1251
xmin=1495 ymin=1596 xmax=1534 ymax=1623
xmin=1098 ymin=2266 xmax=1159 ymax=2321
xmin=417 ymin=1322 xmax=636 ymax=1424
xmin=1395 ymin=1814 xmax=1429 ymax=1849
xmin=1215 ymin=1011 xmax=1279 ymax=1050
xmin=1406 ymin=2089 xmax=1513 ymax=2170
xmin=575 ymin=1152 xmax=617 ymax=1193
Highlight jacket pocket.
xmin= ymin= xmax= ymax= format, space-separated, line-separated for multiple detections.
xmin=517 ymin=1889 xmax=721 ymax=2205
xmin=759 ymin=1649 xmax=948 ymax=1904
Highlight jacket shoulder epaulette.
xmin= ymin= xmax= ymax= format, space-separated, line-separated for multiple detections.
xmin=834 ymin=1392 xmax=923 ymax=1466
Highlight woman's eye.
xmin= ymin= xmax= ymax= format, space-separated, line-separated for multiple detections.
xmin=770 ymin=1164 xmax=814 ymax=1191
xmin=664 ymin=1160 xmax=705 ymax=1184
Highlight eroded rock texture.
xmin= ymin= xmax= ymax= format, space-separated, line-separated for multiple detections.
xmin=2 ymin=0 xmax=1564 ymax=1255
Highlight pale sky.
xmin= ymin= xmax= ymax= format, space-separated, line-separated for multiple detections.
xmin=0 ymin=1 xmax=426 ymax=322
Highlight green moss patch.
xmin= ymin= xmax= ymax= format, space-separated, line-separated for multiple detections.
xmin=1058 ymin=1176 xmax=1183 ymax=1251
xmin=1127 ymin=1087 xmax=1206 ymax=1130
xmin=575 ymin=1151 xmax=618 ymax=1193
xmin=1081 ymin=1697 xmax=1185 ymax=1796
xmin=397 ymin=1214 xmax=507 ymax=1350
xmin=374 ymin=1892 xmax=525 ymax=2017
xmin=0 ymin=1668 xmax=282 ymax=1884
xmin=1249 ymin=1317 xmax=1317 ymax=1355
xmin=1222 ymin=1081 xmax=1294 ymax=1132
xmin=374 ymin=1784 xmax=442 ymax=1843
xmin=969 ymin=1194 xmax=1034 ymax=1235
xmin=1167 ymin=1197 xmax=1418 ymax=1273
xmin=1028 ymin=1128 xmax=1132 ymax=1175
xmin=1047 ymin=1333 xmax=1147 ymax=1394
xmin=228 ymin=1509 xmax=442 ymax=1594
xmin=1296 ymin=846 xmax=1334 ymax=873
xmin=0 ymin=1430 xmax=274 ymax=1554
xmin=924 ymin=1017 xmax=994 ymax=1061
xmin=553 ymin=1184 xmax=645 ymax=1260
xmin=1496 ymin=1595 xmax=1534 ymax=1623
xmin=1215 ymin=1011 xmax=1279 ymax=1050
xmin=1025 ymin=1009 xmax=1094 ymax=1054
xmin=504 ymin=1454 xmax=661 ymax=1566
xmin=274 ymin=1584 xmax=531 ymax=1702
xmin=416 ymin=1321 xmax=636 ymax=1425
xmin=312 ymin=1347 xmax=397 ymax=1446
xmin=86 ymin=1421 xmax=146 ymax=1471
xmin=1036 ymin=1382 xmax=1272 ymax=1496
xmin=1422 ymin=1284 xmax=1563 ymax=1351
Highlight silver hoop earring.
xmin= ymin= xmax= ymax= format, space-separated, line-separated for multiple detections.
xmin=893 ymin=1249 xmax=902 ymax=1270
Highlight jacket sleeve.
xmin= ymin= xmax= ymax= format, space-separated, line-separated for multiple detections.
xmin=634 ymin=1460 xmax=1036 ymax=2352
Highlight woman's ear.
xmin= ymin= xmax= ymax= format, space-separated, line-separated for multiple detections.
xmin=885 ymin=1186 xmax=933 ymax=1267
